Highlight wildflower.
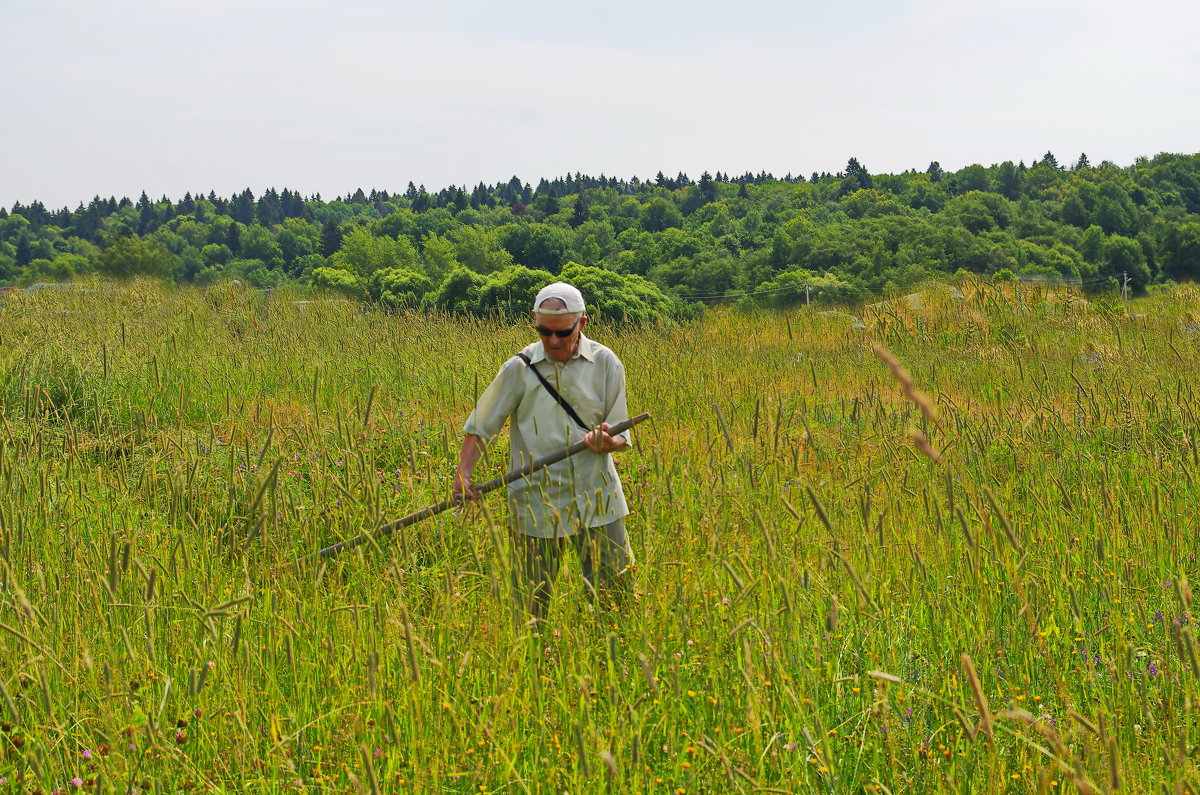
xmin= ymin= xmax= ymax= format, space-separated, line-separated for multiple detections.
xmin=175 ymin=730 xmax=187 ymax=744
xmin=71 ymin=778 xmax=84 ymax=789
xmin=82 ymin=749 xmax=92 ymax=760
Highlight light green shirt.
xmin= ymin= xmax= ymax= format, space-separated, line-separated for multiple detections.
xmin=464 ymin=334 xmax=630 ymax=538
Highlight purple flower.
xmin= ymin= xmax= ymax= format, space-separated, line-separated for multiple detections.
xmin=71 ymin=778 xmax=84 ymax=789
xmin=1148 ymin=662 xmax=1159 ymax=677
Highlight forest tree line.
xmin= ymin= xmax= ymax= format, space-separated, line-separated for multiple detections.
xmin=2 ymin=151 xmax=1199 ymax=321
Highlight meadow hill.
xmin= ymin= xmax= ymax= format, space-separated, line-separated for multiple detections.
xmin=3 ymin=151 xmax=1200 ymax=791
xmin=1 ymin=277 xmax=1200 ymax=790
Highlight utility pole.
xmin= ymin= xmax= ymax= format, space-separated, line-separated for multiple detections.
xmin=805 ymin=283 xmax=810 ymax=307
xmin=1122 ymin=271 xmax=1129 ymax=305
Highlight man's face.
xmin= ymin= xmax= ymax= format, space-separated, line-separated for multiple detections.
xmin=535 ymin=312 xmax=586 ymax=363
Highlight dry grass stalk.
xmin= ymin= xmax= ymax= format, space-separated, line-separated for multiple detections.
xmin=1069 ymin=710 xmax=1099 ymax=736
xmin=872 ymin=344 xmax=937 ymax=424
xmin=961 ymin=653 xmax=994 ymax=740
xmin=1108 ymin=737 xmax=1121 ymax=792
xmin=868 ymin=670 xmax=903 ymax=684
xmin=907 ymin=429 xmax=943 ymax=464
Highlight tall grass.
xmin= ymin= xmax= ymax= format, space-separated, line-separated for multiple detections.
xmin=0 ymin=278 xmax=1198 ymax=792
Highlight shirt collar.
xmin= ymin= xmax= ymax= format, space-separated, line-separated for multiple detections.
xmin=528 ymin=333 xmax=596 ymax=364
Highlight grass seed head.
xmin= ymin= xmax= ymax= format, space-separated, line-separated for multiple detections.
xmin=873 ymin=343 xmax=937 ymax=424
xmin=907 ymin=429 xmax=943 ymax=464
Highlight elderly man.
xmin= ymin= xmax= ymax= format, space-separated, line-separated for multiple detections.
xmin=454 ymin=282 xmax=633 ymax=622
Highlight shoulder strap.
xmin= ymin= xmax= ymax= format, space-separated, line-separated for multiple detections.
xmin=516 ymin=353 xmax=589 ymax=431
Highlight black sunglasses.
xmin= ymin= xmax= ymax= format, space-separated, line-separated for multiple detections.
xmin=535 ymin=321 xmax=579 ymax=339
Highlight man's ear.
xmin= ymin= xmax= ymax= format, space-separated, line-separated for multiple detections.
xmin=580 ymin=314 xmax=588 ymax=330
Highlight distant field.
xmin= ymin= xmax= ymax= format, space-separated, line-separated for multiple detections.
xmin=1 ymin=280 xmax=1198 ymax=793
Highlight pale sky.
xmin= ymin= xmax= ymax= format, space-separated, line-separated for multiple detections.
xmin=3 ymin=0 xmax=1198 ymax=209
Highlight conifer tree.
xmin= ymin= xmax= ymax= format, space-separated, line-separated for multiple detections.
xmin=570 ymin=192 xmax=590 ymax=228
xmin=232 ymin=190 xmax=255 ymax=225
xmin=14 ymin=236 xmax=32 ymax=268
xmin=137 ymin=191 xmax=154 ymax=233
xmin=845 ymin=158 xmax=872 ymax=189
xmin=452 ymin=187 xmax=469 ymax=213
xmin=227 ymin=222 xmax=242 ymax=254
xmin=319 ymin=220 xmax=343 ymax=257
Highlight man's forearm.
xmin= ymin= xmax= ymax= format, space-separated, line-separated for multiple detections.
xmin=457 ymin=434 xmax=486 ymax=480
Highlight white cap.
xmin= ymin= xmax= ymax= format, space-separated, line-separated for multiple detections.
xmin=532 ymin=281 xmax=586 ymax=314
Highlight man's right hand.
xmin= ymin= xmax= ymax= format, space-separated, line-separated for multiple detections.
xmin=453 ymin=470 xmax=480 ymax=502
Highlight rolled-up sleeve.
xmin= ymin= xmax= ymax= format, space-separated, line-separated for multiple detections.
xmin=464 ymin=358 xmax=523 ymax=443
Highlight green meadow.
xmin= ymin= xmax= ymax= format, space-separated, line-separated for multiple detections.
xmin=1 ymin=279 xmax=1199 ymax=793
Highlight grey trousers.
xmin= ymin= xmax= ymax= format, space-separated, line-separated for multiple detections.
xmin=509 ymin=518 xmax=633 ymax=620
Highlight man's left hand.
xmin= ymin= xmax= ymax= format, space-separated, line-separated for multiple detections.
xmin=584 ymin=422 xmax=626 ymax=454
